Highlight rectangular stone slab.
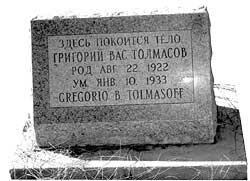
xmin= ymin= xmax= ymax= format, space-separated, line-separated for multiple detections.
xmin=31 ymin=10 xmax=217 ymax=147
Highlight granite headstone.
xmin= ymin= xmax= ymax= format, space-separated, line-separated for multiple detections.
xmin=31 ymin=10 xmax=217 ymax=147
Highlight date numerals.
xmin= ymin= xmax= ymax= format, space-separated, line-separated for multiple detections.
xmin=147 ymin=62 xmax=169 ymax=72
xmin=127 ymin=64 xmax=138 ymax=72
xmin=146 ymin=75 xmax=167 ymax=85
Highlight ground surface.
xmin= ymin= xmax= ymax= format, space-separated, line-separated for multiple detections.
xmin=10 ymin=84 xmax=247 ymax=179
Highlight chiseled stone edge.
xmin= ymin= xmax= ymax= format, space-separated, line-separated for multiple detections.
xmin=207 ymin=11 xmax=217 ymax=139
xmin=32 ymin=6 xmax=207 ymax=21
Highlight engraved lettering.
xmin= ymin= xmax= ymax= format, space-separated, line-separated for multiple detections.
xmin=49 ymin=30 xmax=193 ymax=107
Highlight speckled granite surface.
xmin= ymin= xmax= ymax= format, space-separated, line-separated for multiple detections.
xmin=31 ymin=10 xmax=217 ymax=147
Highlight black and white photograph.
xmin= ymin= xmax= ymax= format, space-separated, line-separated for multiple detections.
xmin=1 ymin=0 xmax=250 ymax=180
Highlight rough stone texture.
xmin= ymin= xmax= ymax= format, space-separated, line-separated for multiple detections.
xmin=31 ymin=9 xmax=217 ymax=147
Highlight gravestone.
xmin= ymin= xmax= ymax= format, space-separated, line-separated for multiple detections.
xmin=31 ymin=10 xmax=217 ymax=147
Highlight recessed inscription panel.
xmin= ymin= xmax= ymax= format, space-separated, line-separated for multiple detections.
xmin=48 ymin=30 xmax=193 ymax=107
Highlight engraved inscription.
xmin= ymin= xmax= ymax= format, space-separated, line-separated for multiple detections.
xmin=48 ymin=31 xmax=194 ymax=107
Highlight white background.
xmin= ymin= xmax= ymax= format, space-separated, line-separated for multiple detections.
xmin=1 ymin=0 xmax=250 ymax=179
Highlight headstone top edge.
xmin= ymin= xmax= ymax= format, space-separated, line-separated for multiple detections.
xmin=31 ymin=6 xmax=208 ymax=22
